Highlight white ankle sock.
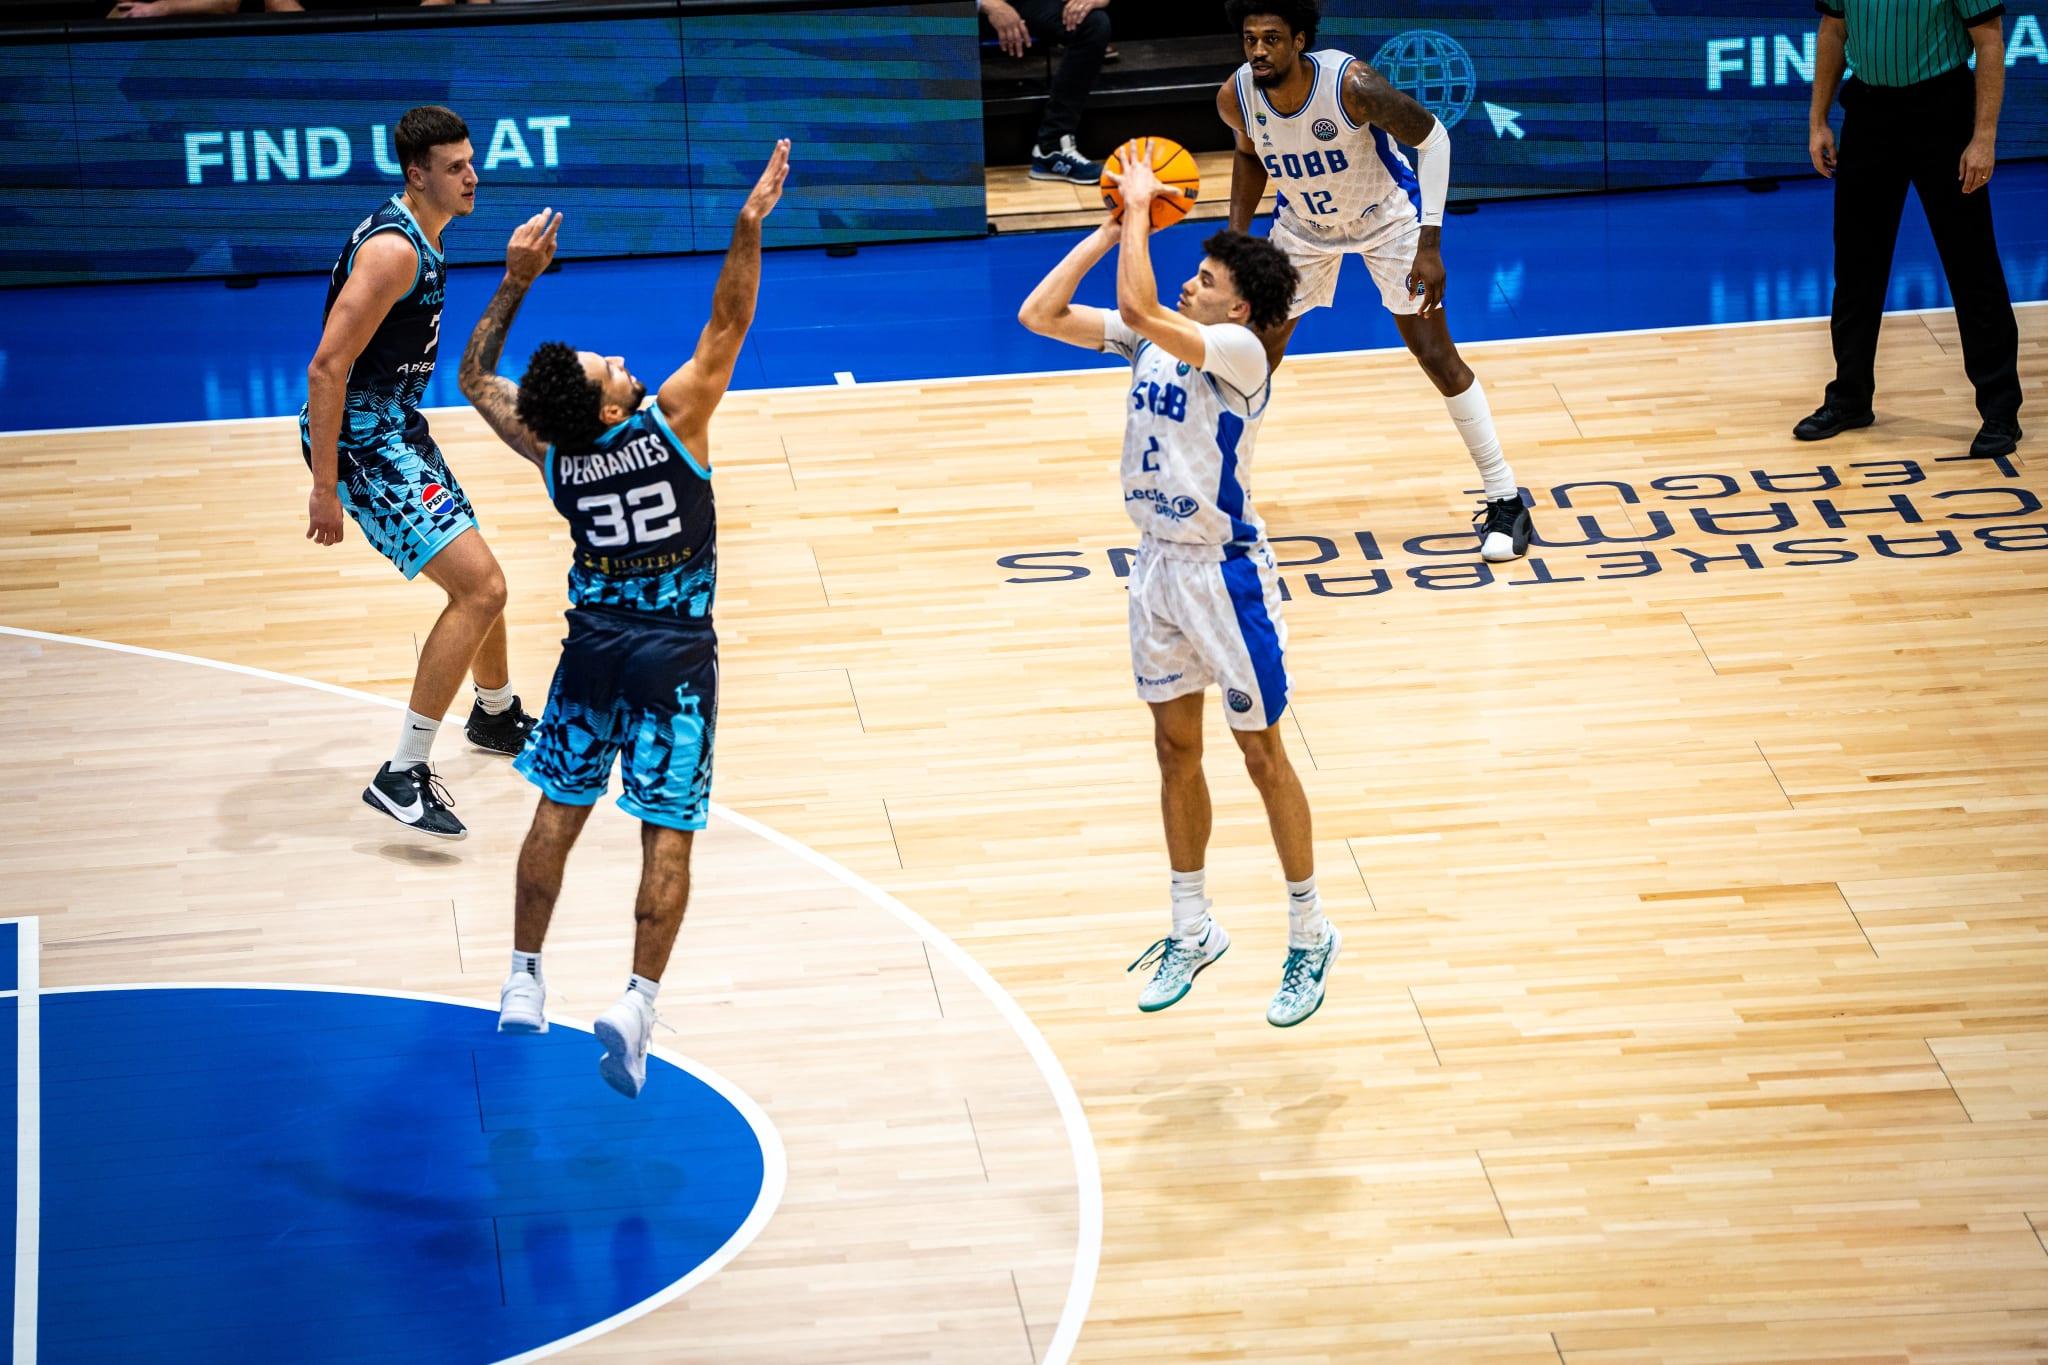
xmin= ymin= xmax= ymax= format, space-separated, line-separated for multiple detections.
xmin=1286 ymin=877 xmax=1327 ymax=948
xmin=475 ymin=681 xmax=515 ymax=716
xmin=627 ymin=973 xmax=661 ymax=1004
xmin=1170 ymin=868 xmax=1211 ymax=940
xmin=393 ymin=709 xmax=439 ymax=769
xmin=510 ymin=950 xmax=542 ymax=981
xmin=1445 ymin=379 xmax=1518 ymax=501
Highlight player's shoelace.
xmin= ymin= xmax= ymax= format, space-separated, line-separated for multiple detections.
xmin=1278 ymin=942 xmax=1322 ymax=997
xmin=1126 ymin=936 xmax=1199 ymax=977
xmin=1475 ymin=499 xmax=1524 ymax=537
xmin=421 ymin=770 xmax=457 ymax=813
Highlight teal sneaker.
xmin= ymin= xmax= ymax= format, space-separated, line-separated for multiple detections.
xmin=1128 ymin=921 xmax=1230 ymax=1012
xmin=1266 ymin=924 xmax=1341 ymax=1028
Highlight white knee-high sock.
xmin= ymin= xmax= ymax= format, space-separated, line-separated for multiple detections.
xmin=1446 ymin=379 xmax=1517 ymax=500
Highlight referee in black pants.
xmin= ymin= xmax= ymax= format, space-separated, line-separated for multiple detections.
xmin=1799 ymin=0 xmax=2023 ymax=457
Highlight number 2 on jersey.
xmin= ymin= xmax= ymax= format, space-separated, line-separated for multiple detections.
xmin=1141 ymin=436 xmax=1162 ymax=472
xmin=578 ymin=482 xmax=681 ymax=548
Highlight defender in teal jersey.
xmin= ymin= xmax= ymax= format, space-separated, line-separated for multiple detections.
xmin=459 ymin=142 xmax=791 ymax=1098
xmin=301 ymin=106 xmax=535 ymax=843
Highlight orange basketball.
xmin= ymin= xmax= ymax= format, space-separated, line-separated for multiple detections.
xmin=1101 ymin=137 xmax=1200 ymax=232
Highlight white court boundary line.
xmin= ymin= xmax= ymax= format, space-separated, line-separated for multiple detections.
xmin=36 ymin=982 xmax=783 ymax=1365
xmin=3 ymin=298 xmax=2042 ymax=439
xmin=0 ymin=624 xmax=1103 ymax=1365
xmin=8 ymin=916 xmax=39 ymax=1365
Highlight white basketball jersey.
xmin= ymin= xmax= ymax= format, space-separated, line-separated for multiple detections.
xmin=1101 ymin=316 xmax=1272 ymax=560
xmin=1233 ymin=49 xmax=1422 ymax=246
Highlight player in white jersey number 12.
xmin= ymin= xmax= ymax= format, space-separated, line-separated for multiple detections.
xmin=1220 ymin=0 xmax=1536 ymax=563
xmin=1016 ymin=159 xmax=1342 ymax=1029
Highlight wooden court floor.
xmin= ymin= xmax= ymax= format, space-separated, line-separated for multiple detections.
xmin=4 ymin=306 xmax=2048 ymax=1361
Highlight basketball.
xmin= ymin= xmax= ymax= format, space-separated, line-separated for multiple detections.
xmin=1101 ymin=137 xmax=1200 ymax=232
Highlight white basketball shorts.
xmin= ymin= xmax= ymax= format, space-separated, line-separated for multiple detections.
xmin=1272 ymin=189 xmax=1426 ymax=320
xmin=1127 ymin=539 xmax=1291 ymax=730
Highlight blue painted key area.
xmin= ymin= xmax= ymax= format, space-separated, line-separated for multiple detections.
xmin=19 ymin=987 xmax=768 ymax=1364
xmin=2 ymin=164 xmax=2045 ymax=434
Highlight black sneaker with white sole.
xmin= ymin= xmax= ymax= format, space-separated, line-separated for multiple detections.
xmin=1475 ymin=496 xmax=1534 ymax=563
xmin=465 ymin=697 xmax=537 ymax=756
xmin=362 ymin=762 xmax=467 ymax=840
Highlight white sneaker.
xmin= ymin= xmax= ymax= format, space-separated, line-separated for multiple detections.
xmin=1266 ymin=924 xmax=1341 ymax=1028
xmin=594 ymin=992 xmax=655 ymax=1099
xmin=1128 ymin=920 xmax=1231 ymax=1012
xmin=498 ymin=971 xmax=547 ymax=1034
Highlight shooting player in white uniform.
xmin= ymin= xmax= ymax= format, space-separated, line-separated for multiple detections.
xmin=1016 ymin=157 xmax=1341 ymax=1029
xmin=1220 ymin=0 xmax=1537 ymax=563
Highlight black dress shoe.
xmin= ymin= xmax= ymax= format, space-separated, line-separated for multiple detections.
xmin=1970 ymin=419 xmax=2022 ymax=458
xmin=1793 ymin=403 xmax=1876 ymax=441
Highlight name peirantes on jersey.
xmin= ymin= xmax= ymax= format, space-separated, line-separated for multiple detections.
xmin=557 ymin=432 xmax=673 ymax=488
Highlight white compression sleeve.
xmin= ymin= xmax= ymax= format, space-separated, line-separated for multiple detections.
xmin=1413 ymin=118 xmax=1451 ymax=228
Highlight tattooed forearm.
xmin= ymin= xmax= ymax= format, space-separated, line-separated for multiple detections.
xmin=460 ymin=273 xmax=530 ymax=395
xmin=469 ymin=375 xmax=543 ymax=466
xmin=459 ymin=274 xmax=545 ymax=465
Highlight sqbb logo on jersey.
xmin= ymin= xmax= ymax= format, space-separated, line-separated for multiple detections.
xmin=1372 ymin=30 xmax=1478 ymax=128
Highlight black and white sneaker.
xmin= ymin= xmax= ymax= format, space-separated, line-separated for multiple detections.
xmin=465 ymin=698 xmax=536 ymax=756
xmin=1475 ymin=496 xmax=1534 ymax=563
xmin=362 ymin=762 xmax=467 ymax=840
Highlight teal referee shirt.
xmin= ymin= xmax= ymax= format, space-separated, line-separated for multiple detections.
xmin=1815 ymin=0 xmax=2006 ymax=87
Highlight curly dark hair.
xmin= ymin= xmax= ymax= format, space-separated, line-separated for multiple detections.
xmin=515 ymin=341 xmax=607 ymax=454
xmin=394 ymin=105 xmax=469 ymax=174
xmin=1223 ymin=0 xmax=1318 ymax=44
xmin=1202 ymin=230 xmax=1300 ymax=333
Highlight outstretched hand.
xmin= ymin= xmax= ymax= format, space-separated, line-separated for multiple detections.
xmin=1110 ymin=150 xmax=1165 ymax=212
xmin=743 ymin=140 xmax=792 ymax=222
xmin=505 ymin=208 xmax=561 ymax=284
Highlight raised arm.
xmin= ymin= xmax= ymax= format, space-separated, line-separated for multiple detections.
xmin=303 ymin=232 xmax=417 ymax=547
xmin=1017 ymin=214 xmax=1122 ymax=349
xmin=458 ymin=208 xmax=561 ymax=467
xmin=657 ymin=140 xmax=790 ymax=457
xmin=1218 ymin=81 xmax=1268 ymax=235
xmin=1111 ymin=156 xmax=1208 ymax=371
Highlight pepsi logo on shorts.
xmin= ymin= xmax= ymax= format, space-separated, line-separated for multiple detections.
xmin=421 ymin=481 xmax=454 ymax=516
xmin=1226 ymin=688 xmax=1254 ymax=714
